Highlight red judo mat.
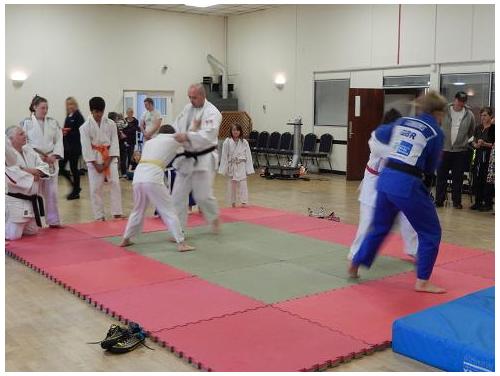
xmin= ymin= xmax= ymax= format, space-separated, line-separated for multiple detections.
xmin=44 ymin=255 xmax=191 ymax=296
xmin=276 ymin=267 xmax=494 ymax=345
xmin=89 ymin=277 xmax=265 ymax=331
xmin=6 ymin=205 xmax=494 ymax=371
xmin=156 ymin=306 xmax=371 ymax=371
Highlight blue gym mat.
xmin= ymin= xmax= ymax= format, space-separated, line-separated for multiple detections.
xmin=392 ymin=287 xmax=495 ymax=372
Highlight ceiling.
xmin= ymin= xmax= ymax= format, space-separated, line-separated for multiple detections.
xmin=125 ymin=4 xmax=277 ymax=16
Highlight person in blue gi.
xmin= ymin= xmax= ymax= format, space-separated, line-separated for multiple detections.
xmin=349 ymin=91 xmax=448 ymax=294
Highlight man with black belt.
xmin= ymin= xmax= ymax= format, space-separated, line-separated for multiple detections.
xmin=435 ymin=91 xmax=476 ymax=209
xmin=171 ymin=83 xmax=222 ymax=234
xmin=5 ymin=125 xmax=51 ymax=240
xmin=349 ymin=92 xmax=448 ymax=294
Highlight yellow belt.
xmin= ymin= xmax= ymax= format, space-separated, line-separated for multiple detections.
xmin=138 ymin=159 xmax=166 ymax=169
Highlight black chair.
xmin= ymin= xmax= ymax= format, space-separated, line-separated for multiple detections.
xmin=301 ymin=133 xmax=317 ymax=167
xmin=312 ymin=133 xmax=334 ymax=171
xmin=263 ymin=131 xmax=281 ymax=166
xmin=254 ymin=131 xmax=269 ymax=167
xmin=249 ymin=130 xmax=259 ymax=149
xmin=276 ymin=132 xmax=292 ymax=165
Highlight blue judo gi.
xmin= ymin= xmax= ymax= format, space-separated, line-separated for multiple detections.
xmin=352 ymin=112 xmax=444 ymax=280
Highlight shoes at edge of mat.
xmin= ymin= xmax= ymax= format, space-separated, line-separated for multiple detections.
xmin=96 ymin=322 xmax=146 ymax=352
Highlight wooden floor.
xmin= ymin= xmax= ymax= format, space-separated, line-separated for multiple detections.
xmin=5 ymin=172 xmax=494 ymax=372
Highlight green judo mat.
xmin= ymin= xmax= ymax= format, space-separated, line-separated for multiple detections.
xmin=106 ymin=222 xmax=414 ymax=303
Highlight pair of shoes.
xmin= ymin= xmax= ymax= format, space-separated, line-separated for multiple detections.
xmin=326 ymin=211 xmax=340 ymax=222
xmin=453 ymin=203 xmax=463 ymax=209
xmin=479 ymin=205 xmax=493 ymax=212
xmin=470 ymin=203 xmax=480 ymax=210
xmin=435 ymin=201 xmax=444 ymax=208
xmin=67 ymin=192 xmax=80 ymax=200
xmin=89 ymin=322 xmax=153 ymax=354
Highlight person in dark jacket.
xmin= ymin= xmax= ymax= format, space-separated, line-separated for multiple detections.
xmin=123 ymin=108 xmax=141 ymax=172
xmin=60 ymin=97 xmax=85 ymax=200
xmin=471 ymin=107 xmax=495 ymax=211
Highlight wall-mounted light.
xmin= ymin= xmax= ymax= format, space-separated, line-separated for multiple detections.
xmin=11 ymin=71 xmax=28 ymax=87
xmin=274 ymin=73 xmax=286 ymax=90
xmin=161 ymin=65 xmax=168 ymax=74
xmin=452 ymin=82 xmax=466 ymax=86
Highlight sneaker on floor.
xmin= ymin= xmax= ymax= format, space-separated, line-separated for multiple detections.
xmin=66 ymin=192 xmax=80 ymax=200
xmin=470 ymin=203 xmax=481 ymax=210
xmin=99 ymin=324 xmax=129 ymax=350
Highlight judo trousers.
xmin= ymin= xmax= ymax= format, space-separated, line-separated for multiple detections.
xmin=123 ymin=182 xmax=184 ymax=243
xmin=353 ymin=183 xmax=441 ymax=280
xmin=172 ymin=169 xmax=219 ymax=228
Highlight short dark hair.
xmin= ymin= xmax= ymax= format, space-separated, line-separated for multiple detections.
xmin=29 ymin=95 xmax=48 ymax=113
xmin=382 ymin=108 xmax=402 ymax=124
xmin=89 ymin=97 xmax=106 ymax=112
xmin=455 ymin=91 xmax=468 ymax=102
xmin=159 ymin=124 xmax=175 ymax=134
xmin=144 ymin=97 xmax=154 ymax=106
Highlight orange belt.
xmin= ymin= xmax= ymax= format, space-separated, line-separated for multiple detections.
xmin=366 ymin=165 xmax=379 ymax=176
xmin=92 ymin=144 xmax=111 ymax=177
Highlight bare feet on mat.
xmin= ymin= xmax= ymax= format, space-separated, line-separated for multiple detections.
xmin=415 ymin=279 xmax=446 ymax=294
xmin=348 ymin=263 xmax=359 ymax=279
xmin=97 ymin=217 xmax=106 ymax=222
xmin=119 ymin=238 xmax=134 ymax=247
xmin=177 ymin=243 xmax=195 ymax=252
xmin=231 ymin=203 xmax=236 ymax=208
xmin=212 ymin=218 xmax=220 ymax=234
xmin=113 ymin=214 xmax=127 ymax=220
xmin=168 ymin=236 xmax=188 ymax=243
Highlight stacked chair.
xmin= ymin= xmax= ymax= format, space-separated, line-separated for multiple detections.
xmin=249 ymin=129 xmax=334 ymax=172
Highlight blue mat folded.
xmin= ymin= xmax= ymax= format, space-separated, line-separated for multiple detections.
xmin=392 ymin=287 xmax=494 ymax=372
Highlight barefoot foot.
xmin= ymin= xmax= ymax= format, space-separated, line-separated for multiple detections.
xmin=348 ymin=263 xmax=359 ymax=279
xmin=113 ymin=214 xmax=127 ymax=220
xmin=212 ymin=218 xmax=220 ymax=234
xmin=415 ymin=279 xmax=446 ymax=294
xmin=119 ymin=238 xmax=134 ymax=247
xmin=177 ymin=243 xmax=196 ymax=252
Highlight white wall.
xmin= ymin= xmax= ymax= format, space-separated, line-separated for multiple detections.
xmin=227 ymin=4 xmax=495 ymax=172
xmin=5 ymin=5 xmax=225 ymax=126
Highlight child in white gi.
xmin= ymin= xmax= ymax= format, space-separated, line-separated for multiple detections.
xmin=120 ymin=125 xmax=195 ymax=252
xmin=218 ymin=123 xmax=254 ymax=207
xmin=79 ymin=97 xmax=124 ymax=221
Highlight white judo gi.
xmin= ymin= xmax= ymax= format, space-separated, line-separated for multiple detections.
xmin=80 ymin=116 xmax=123 ymax=220
xmin=123 ymin=134 xmax=185 ymax=243
xmin=172 ymin=99 xmax=222 ymax=228
xmin=20 ymin=114 xmax=63 ymax=226
xmin=6 ymin=145 xmax=51 ymax=240
xmin=348 ymin=131 xmax=418 ymax=259
xmin=218 ymin=137 xmax=254 ymax=205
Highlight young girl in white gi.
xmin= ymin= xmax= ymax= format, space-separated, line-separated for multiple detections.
xmin=20 ymin=96 xmax=63 ymax=227
xmin=218 ymin=123 xmax=254 ymax=207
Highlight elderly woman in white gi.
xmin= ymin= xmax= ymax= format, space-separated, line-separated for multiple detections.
xmin=5 ymin=126 xmax=52 ymax=240
xmin=218 ymin=123 xmax=254 ymax=207
xmin=20 ymin=95 xmax=63 ymax=227
xmin=172 ymin=84 xmax=222 ymax=234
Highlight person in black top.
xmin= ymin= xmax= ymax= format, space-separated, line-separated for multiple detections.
xmin=60 ymin=97 xmax=85 ymax=200
xmin=471 ymin=107 xmax=495 ymax=211
xmin=123 ymin=108 xmax=141 ymax=172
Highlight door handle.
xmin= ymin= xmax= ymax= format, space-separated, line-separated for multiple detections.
xmin=348 ymin=121 xmax=354 ymax=139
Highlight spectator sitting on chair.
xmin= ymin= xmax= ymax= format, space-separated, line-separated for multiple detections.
xmin=435 ymin=91 xmax=476 ymax=209
xmin=471 ymin=107 xmax=495 ymax=211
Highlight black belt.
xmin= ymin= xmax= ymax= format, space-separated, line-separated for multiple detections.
xmin=172 ymin=146 xmax=217 ymax=165
xmin=385 ymin=160 xmax=423 ymax=178
xmin=7 ymin=192 xmax=45 ymax=227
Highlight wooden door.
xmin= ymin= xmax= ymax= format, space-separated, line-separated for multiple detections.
xmin=346 ymin=88 xmax=385 ymax=180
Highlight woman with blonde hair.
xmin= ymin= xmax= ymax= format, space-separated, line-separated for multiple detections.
xmin=60 ymin=96 xmax=85 ymax=200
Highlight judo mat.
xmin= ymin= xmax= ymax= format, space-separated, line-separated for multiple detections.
xmin=392 ymin=287 xmax=495 ymax=372
xmin=6 ymin=206 xmax=494 ymax=371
